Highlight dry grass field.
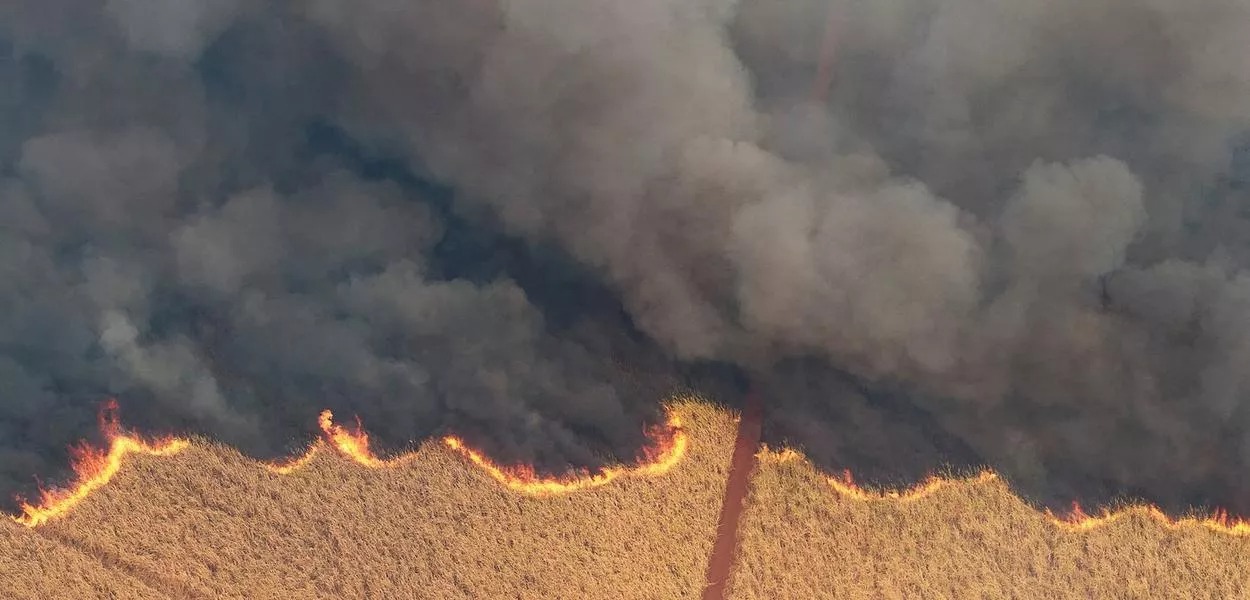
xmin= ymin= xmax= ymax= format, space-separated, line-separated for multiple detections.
xmin=728 ymin=450 xmax=1250 ymax=600
xmin=0 ymin=519 xmax=165 ymax=599
xmin=1 ymin=400 xmax=735 ymax=600
xmin=4 ymin=401 xmax=1250 ymax=599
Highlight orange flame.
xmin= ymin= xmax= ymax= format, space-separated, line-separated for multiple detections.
xmin=262 ymin=443 xmax=321 ymax=475
xmin=757 ymin=447 xmax=802 ymax=464
xmin=262 ymin=409 xmax=414 ymax=473
xmin=442 ymin=413 xmax=688 ymax=495
xmin=264 ymin=408 xmax=690 ymax=493
xmin=14 ymin=404 xmax=689 ymax=527
xmin=317 ymin=409 xmax=412 ymax=469
xmin=11 ymin=400 xmax=190 ymax=528
xmin=1046 ymin=501 xmax=1250 ymax=536
xmin=761 ymin=445 xmax=1250 ymax=537
xmin=21 ymin=402 xmax=1248 ymax=539
xmin=828 ymin=467 xmax=998 ymax=502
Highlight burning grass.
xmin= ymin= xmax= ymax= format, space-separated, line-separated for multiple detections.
xmin=6 ymin=401 xmax=1250 ymax=599
xmin=11 ymin=399 xmax=190 ymax=528
xmin=727 ymin=448 xmax=1250 ymax=599
xmin=2 ymin=399 xmax=733 ymax=599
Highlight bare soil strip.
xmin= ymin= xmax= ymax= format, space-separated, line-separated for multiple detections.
xmin=701 ymin=391 xmax=763 ymax=600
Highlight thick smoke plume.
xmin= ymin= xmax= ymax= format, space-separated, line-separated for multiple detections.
xmin=2 ymin=0 xmax=1250 ymax=514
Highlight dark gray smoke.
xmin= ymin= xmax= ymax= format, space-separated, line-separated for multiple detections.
xmin=2 ymin=0 xmax=1249 ymax=515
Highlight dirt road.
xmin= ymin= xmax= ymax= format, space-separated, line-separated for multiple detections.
xmin=701 ymin=390 xmax=763 ymax=600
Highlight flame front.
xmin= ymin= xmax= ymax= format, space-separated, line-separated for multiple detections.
xmin=15 ymin=404 xmax=688 ymax=527
xmin=263 ymin=409 xmax=410 ymax=473
xmin=11 ymin=399 xmax=189 ymax=528
xmin=760 ymin=445 xmax=1250 ymax=537
xmin=756 ymin=445 xmax=994 ymax=502
xmin=442 ymin=413 xmax=688 ymax=495
xmin=1047 ymin=501 xmax=1250 ymax=536
xmin=317 ymin=409 xmax=407 ymax=468
xmin=828 ymin=467 xmax=998 ymax=503
xmin=265 ymin=407 xmax=689 ymax=496
xmin=263 ymin=444 xmax=321 ymax=475
xmin=16 ymin=403 xmax=1250 ymax=538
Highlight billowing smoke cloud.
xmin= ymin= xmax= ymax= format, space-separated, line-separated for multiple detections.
xmin=1 ymin=0 xmax=1249 ymax=514
xmin=0 ymin=2 xmax=680 ymax=504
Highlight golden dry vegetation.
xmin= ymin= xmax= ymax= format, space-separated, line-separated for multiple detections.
xmin=0 ymin=518 xmax=165 ymax=599
xmin=728 ymin=451 xmax=1250 ymax=600
xmin=6 ymin=401 xmax=1250 ymax=599
xmin=2 ymin=401 xmax=734 ymax=600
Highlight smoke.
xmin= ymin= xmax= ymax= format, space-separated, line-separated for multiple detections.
xmin=1 ymin=0 xmax=1249 ymax=514
xmin=0 ymin=3 xmax=679 ymax=505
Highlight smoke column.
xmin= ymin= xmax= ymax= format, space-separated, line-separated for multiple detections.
xmin=1 ymin=0 xmax=1250 ymax=515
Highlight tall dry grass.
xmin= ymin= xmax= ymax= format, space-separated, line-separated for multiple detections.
xmin=0 ymin=519 xmax=165 ymax=599
xmin=4 ymin=401 xmax=733 ymax=599
xmin=6 ymin=401 xmax=1250 ymax=599
xmin=728 ymin=451 xmax=1250 ymax=600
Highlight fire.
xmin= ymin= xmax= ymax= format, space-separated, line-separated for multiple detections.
xmin=759 ymin=445 xmax=997 ymax=502
xmin=757 ymin=447 xmax=801 ymax=464
xmin=262 ymin=409 xmax=417 ymax=473
xmin=267 ymin=408 xmax=689 ymax=492
xmin=316 ymin=409 xmax=413 ymax=469
xmin=263 ymin=444 xmax=321 ymax=475
xmin=1047 ymin=502 xmax=1250 ymax=537
xmin=11 ymin=401 xmax=689 ymax=527
xmin=11 ymin=399 xmax=190 ymax=528
xmin=22 ymin=399 xmax=1247 ymax=539
xmin=828 ymin=468 xmax=998 ymax=503
xmin=442 ymin=412 xmax=688 ymax=495
xmin=762 ymin=445 xmax=1250 ymax=537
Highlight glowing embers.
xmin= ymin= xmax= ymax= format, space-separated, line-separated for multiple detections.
xmin=442 ymin=412 xmax=689 ymax=496
xmin=1047 ymin=502 xmax=1250 ymax=537
xmin=12 ymin=399 xmax=190 ymax=528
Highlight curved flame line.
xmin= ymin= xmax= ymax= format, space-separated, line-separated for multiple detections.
xmin=442 ymin=414 xmax=688 ymax=496
xmin=757 ymin=447 xmax=1250 ymax=537
xmin=11 ymin=399 xmax=191 ymax=528
xmin=11 ymin=403 xmax=688 ymax=527
xmin=14 ymin=405 xmax=1248 ymax=537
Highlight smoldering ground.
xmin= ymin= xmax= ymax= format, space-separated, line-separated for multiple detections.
xmin=2 ymin=0 xmax=1250 ymax=516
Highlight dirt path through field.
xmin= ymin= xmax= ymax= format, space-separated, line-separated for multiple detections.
xmin=700 ymin=390 xmax=763 ymax=600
